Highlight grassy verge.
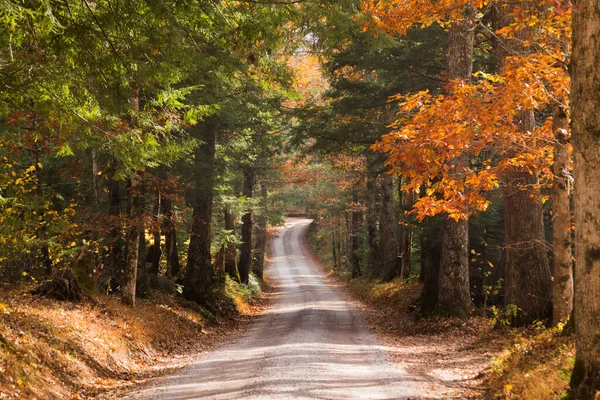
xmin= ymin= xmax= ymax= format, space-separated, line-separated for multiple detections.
xmin=307 ymin=219 xmax=575 ymax=399
xmin=0 ymin=276 xmax=264 ymax=399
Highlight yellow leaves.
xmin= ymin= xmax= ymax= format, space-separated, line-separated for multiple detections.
xmin=474 ymin=71 xmax=505 ymax=84
xmin=0 ymin=303 xmax=12 ymax=314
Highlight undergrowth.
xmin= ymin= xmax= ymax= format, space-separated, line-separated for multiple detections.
xmin=0 ymin=274 xmax=264 ymax=399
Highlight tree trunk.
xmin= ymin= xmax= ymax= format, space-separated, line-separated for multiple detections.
xmin=253 ymin=182 xmax=268 ymax=280
xmin=161 ymin=195 xmax=180 ymax=278
xmin=346 ymin=211 xmax=352 ymax=269
xmin=351 ymin=192 xmax=362 ymax=279
xmin=184 ymin=121 xmax=216 ymax=303
xmin=332 ymin=228 xmax=338 ymax=270
xmin=150 ymin=188 xmax=162 ymax=275
xmin=224 ymin=208 xmax=238 ymax=280
xmin=137 ymin=179 xmax=147 ymax=273
xmin=494 ymin=8 xmax=552 ymax=324
xmin=399 ymin=181 xmax=414 ymax=279
xmin=123 ymin=176 xmax=142 ymax=306
xmin=366 ymin=172 xmax=380 ymax=275
xmin=92 ymin=149 xmax=101 ymax=206
xmin=420 ymin=223 xmax=441 ymax=317
xmin=122 ymin=87 xmax=141 ymax=306
xmin=108 ymin=171 xmax=123 ymax=278
xmin=501 ymin=107 xmax=552 ymax=323
xmin=570 ymin=3 xmax=600 ymax=396
xmin=437 ymin=8 xmax=475 ymax=318
xmin=551 ymin=103 xmax=574 ymax=326
xmin=502 ymin=163 xmax=552 ymax=323
xmin=239 ymin=167 xmax=255 ymax=284
xmin=380 ymin=173 xmax=398 ymax=281
xmin=336 ymin=216 xmax=343 ymax=268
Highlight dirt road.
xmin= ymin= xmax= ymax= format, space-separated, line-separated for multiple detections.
xmin=134 ymin=219 xmax=422 ymax=399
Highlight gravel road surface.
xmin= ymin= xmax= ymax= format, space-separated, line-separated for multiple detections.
xmin=134 ymin=219 xmax=422 ymax=399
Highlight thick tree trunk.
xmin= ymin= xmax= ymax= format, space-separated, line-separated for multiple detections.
xmin=366 ymin=173 xmax=380 ymax=275
xmin=501 ymin=108 xmax=552 ymax=323
xmin=551 ymin=103 xmax=574 ymax=326
xmin=161 ymin=195 xmax=180 ymax=278
xmin=494 ymin=8 xmax=552 ymax=324
xmin=437 ymin=8 xmax=475 ymax=318
xmin=380 ymin=173 xmax=398 ymax=281
xmin=420 ymin=223 xmax=441 ymax=316
xmin=184 ymin=121 xmax=216 ymax=303
xmin=239 ymin=168 xmax=255 ymax=284
xmin=224 ymin=208 xmax=238 ymax=280
xmin=253 ymin=182 xmax=268 ymax=280
xmin=438 ymin=218 xmax=472 ymax=317
xmin=123 ymin=176 xmax=142 ymax=306
xmin=570 ymin=4 xmax=600 ymax=396
xmin=502 ymin=163 xmax=552 ymax=323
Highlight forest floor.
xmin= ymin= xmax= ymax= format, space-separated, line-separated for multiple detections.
xmin=306 ymin=226 xmax=576 ymax=400
xmin=0 ymin=278 xmax=270 ymax=399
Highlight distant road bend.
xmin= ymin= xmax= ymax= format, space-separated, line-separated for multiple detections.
xmin=135 ymin=219 xmax=422 ymax=399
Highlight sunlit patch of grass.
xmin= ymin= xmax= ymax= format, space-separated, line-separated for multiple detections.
xmin=224 ymin=273 xmax=262 ymax=314
xmin=485 ymin=324 xmax=575 ymax=399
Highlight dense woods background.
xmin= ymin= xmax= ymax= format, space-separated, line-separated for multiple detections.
xmin=1 ymin=0 xmax=599 ymax=398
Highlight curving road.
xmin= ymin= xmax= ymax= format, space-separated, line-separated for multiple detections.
xmin=134 ymin=219 xmax=422 ymax=399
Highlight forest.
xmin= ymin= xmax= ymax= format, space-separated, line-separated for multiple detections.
xmin=0 ymin=0 xmax=599 ymax=399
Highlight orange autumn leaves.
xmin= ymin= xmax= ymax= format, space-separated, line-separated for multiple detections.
xmin=363 ymin=0 xmax=571 ymax=221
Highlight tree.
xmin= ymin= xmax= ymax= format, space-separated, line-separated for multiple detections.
xmin=569 ymin=0 xmax=600 ymax=395
xmin=551 ymin=102 xmax=573 ymax=326
xmin=436 ymin=7 xmax=475 ymax=318
xmin=238 ymin=167 xmax=255 ymax=284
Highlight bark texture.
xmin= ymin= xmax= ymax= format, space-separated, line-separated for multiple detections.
xmin=380 ymin=173 xmax=398 ymax=281
xmin=420 ymin=224 xmax=441 ymax=316
xmin=494 ymin=8 xmax=552 ymax=324
xmin=184 ymin=122 xmax=216 ymax=303
xmin=436 ymin=8 xmax=475 ymax=317
xmin=570 ymin=2 xmax=600 ymax=396
xmin=238 ymin=168 xmax=255 ymax=284
xmin=502 ymin=113 xmax=552 ymax=323
xmin=438 ymin=218 xmax=472 ymax=317
xmin=551 ymin=103 xmax=574 ymax=326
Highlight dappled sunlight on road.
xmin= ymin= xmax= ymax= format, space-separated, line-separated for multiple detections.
xmin=133 ymin=219 xmax=421 ymax=399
